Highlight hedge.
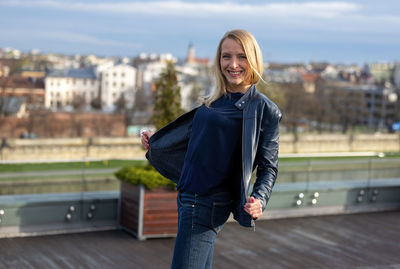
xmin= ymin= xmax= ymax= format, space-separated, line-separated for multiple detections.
xmin=115 ymin=164 xmax=176 ymax=190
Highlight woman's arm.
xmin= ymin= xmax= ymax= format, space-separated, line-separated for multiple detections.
xmin=251 ymin=107 xmax=281 ymax=213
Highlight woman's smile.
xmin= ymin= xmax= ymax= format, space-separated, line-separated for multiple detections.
xmin=220 ymin=38 xmax=251 ymax=93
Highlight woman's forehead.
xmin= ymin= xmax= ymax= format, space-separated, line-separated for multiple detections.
xmin=221 ymin=38 xmax=245 ymax=53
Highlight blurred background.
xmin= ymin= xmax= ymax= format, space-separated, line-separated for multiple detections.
xmin=0 ymin=0 xmax=399 ymax=252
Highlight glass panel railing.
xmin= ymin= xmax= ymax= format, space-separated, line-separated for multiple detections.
xmin=271 ymin=155 xmax=400 ymax=209
xmin=0 ymin=159 xmax=144 ymax=235
xmin=368 ymin=157 xmax=400 ymax=187
xmin=0 ymin=159 xmax=145 ymax=196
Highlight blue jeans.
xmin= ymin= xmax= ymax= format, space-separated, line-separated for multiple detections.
xmin=171 ymin=191 xmax=233 ymax=269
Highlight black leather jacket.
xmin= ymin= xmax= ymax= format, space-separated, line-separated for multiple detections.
xmin=146 ymin=84 xmax=281 ymax=227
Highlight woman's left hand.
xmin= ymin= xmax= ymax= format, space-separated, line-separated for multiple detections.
xmin=243 ymin=196 xmax=263 ymax=219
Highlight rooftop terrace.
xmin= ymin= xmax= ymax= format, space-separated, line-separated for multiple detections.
xmin=1 ymin=210 xmax=400 ymax=269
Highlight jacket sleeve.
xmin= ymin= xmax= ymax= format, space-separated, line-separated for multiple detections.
xmin=145 ymin=108 xmax=197 ymax=183
xmin=251 ymin=106 xmax=281 ymax=211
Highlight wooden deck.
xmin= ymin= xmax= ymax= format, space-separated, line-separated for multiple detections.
xmin=1 ymin=211 xmax=400 ymax=269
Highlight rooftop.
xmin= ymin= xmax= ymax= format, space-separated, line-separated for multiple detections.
xmin=47 ymin=68 xmax=96 ymax=79
xmin=2 ymin=211 xmax=399 ymax=269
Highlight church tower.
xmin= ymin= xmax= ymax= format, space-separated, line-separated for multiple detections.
xmin=186 ymin=43 xmax=195 ymax=63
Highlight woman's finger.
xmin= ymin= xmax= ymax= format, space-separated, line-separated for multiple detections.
xmin=140 ymin=130 xmax=151 ymax=150
xmin=244 ymin=196 xmax=262 ymax=218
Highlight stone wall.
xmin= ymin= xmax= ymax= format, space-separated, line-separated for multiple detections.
xmin=279 ymin=134 xmax=400 ymax=154
xmin=0 ymin=137 xmax=145 ymax=161
xmin=1 ymin=134 xmax=399 ymax=161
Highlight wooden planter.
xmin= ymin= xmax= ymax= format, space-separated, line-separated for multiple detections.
xmin=119 ymin=181 xmax=178 ymax=240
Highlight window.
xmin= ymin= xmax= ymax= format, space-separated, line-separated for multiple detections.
xmin=113 ymin=72 xmax=116 ymax=77
xmin=113 ymin=82 xmax=116 ymax=87
xmin=121 ymin=82 xmax=125 ymax=88
xmin=121 ymin=73 xmax=125 ymax=77
xmin=91 ymin=79 xmax=95 ymax=86
xmin=83 ymin=79 xmax=87 ymax=85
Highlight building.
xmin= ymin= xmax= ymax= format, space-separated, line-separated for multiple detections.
xmin=99 ymin=64 xmax=137 ymax=111
xmin=45 ymin=68 xmax=99 ymax=110
xmin=369 ymin=62 xmax=394 ymax=85
xmin=264 ymin=63 xmax=304 ymax=83
xmin=325 ymin=81 xmax=398 ymax=130
xmin=0 ymin=96 xmax=27 ymax=118
xmin=0 ymin=75 xmax=45 ymax=108
xmin=394 ymin=63 xmax=400 ymax=89
xmin=185 ymin=44 xmax=210 ymax=65
xmin=137 ymin=61 xmax=169 ymax=98
xmin=174 ymin=44 xmax=212 ymax=111
xmin=302 ymin=73 xmax=321 ymax=94
xmin=176 ymin=63 xmax=213 ymax=111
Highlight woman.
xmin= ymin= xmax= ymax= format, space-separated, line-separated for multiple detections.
xmin=141 ymin=29 xmax=281 ymax=269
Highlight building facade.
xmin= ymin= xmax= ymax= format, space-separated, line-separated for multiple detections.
xmin=45 ymin=68 xmax=99 ymax=110
xmin=99 ymin=64 xmax=136 ymax=111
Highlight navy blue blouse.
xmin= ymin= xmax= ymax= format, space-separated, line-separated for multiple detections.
xmin=177 ymin=92 xmax=243 ymax=195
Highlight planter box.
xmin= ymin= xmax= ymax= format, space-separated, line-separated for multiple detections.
xmin=119 ymin=181 xmax=178 ymax=240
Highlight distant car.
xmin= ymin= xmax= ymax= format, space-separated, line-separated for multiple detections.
xmin=392 ymin=122 xmax=400 ymax=132
xmin=20 ymin=132 xmax=38 ymax=139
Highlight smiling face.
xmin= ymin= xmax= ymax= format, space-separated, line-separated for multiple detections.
xmin=220 ymin=37 xmax=251 ymax=93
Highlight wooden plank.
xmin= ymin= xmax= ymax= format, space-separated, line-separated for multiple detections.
xmin=2 ymin=211 xmax=400 ymax=268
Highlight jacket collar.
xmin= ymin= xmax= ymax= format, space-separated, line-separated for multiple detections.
xmin=234 ymin=84 xmax=256 ymax=110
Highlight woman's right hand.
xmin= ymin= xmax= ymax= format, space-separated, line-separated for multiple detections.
xmin=140 ymin=130 xmax=152 ymax=150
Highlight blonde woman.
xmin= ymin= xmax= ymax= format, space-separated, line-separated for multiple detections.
xmin=141 ymin=29 xmax=281 ymax=269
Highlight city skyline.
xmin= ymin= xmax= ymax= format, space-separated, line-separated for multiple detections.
xmin=1 ymin=0 xmax=400 ymax=64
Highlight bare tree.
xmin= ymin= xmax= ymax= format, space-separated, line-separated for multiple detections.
xmin=90 ymin=96 xmax=102 ymax=110
xmin=0 ymin=59 xmax=28 ymax=125
xmin=72 ymin=94 xmax=86 ymax=112
xmin=256 ymin=80 xmax=287 ymax=111
xmin=133 ymin=87 xmax=149 ymax=112
xmin=69 ymin=113 xmax=84 ymax=137
xmin=114 ymin=93 xmax=126 ymax=114
xmin=280 ymin=82 xmax=314 ymax=136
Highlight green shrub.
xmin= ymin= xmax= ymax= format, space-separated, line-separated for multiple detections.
xmin=115 ymin=163 xmax=176 ymax=190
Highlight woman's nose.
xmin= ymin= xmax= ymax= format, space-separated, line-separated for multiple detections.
xmin=230 ymin=58 xmax=238 ymax=68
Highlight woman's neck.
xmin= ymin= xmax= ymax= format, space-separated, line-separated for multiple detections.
xmin=226 ymin=84 xmax=251 ymax=94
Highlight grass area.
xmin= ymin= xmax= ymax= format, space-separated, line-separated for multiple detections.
xmin=0 ymin=159 xmax=146 ymax=173
xmin=0 ymin=172 xmax=117 ymax=183
xmin=279 ymin=152 xmax=400 ymax=163
xmin=0 ymin=154 xmax=399 ymax=173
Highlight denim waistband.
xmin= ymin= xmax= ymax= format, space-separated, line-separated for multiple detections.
xmin=179 ymin=190 xmax=231 ymax=199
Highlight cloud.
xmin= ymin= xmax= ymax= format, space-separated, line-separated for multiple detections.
xmin=1 ymin=0 xmax=361 ymax=19
xmin=0 ymin=28 xmax=140 ymax=48
xmin=6 ymin=1 xmax=399 ymax=34
xmin=2 ymin=0 xmax=400 ymax=58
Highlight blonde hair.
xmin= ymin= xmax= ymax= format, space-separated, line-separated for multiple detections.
xmin=204 ymin=29 xmax=264 ymax=107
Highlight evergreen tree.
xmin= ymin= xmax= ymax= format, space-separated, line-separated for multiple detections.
xmin=151 ymin=61 xmax=183 ymax=129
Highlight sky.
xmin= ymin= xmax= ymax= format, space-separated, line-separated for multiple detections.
xmin=1 ymin=0 xmax=399 ymax=64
